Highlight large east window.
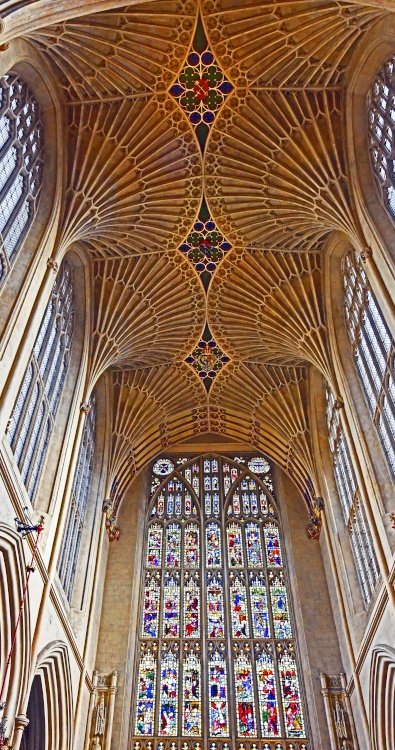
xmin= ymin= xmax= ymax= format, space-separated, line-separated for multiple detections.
xmin=58 ymin=396 xmax=96 ymax=601
xmin=131 ymin=454 xmax=308 ymax=748
xmin=6 ymin=260 xmax=74 ymax=501
xmin=326 ymin=389 xmax=380 ymax=607
xmin=0 ymin=73 xmax=43 ymax=284
xmin=342 ymin=250 xmax=395 ymax=478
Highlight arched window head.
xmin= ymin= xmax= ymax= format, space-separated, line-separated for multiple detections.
xmin=131 ymin=454 xmax=308 ymax=746
xmin=368 ymin=55 xmax=395 ymax=220
xmin=58 ymin=395 xmax=96 ymax=601
xmin=326 ymin=388 xmax=380 ymax=607
xmin=7 ymin=260 xmax=74 ymax=502
xmin=342 ymin=250 xmax=395 ymax=479
xmin=0 ymin=73 xmax=43 ymax=284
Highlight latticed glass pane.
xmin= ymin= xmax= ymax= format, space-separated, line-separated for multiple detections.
xmin=342 ymin=250 xmax=395 ymax=478
xmin=132 ymin=454 xmax=307 ymax=746
xmin=326 ymin=388 xmax=380 ymax=606
xmin=58 ymin=397 xmax=96 ymax=600
xmin=0 ymin=72 xmax=43 ymax=284
xmin=6 ymin=260 xmax=75 ymax=502
xmin=368 ymin=55 xmax=395 ymax=220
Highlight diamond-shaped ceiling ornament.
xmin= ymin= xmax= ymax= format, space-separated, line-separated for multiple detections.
xmin=170 ymin=17 xmax=233 ymax=149
xmin=185 ymin=324 xmax=230 ymax=392
xmin=179 ymin=197 xmax=231 ymax=288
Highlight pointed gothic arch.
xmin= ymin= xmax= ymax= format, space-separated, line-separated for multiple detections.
xmin=370 ymin=644 xmax=395 ymax=750
xmin=130 ymin=453 xmax=308 ymax=748
xmin=0 ymin=523 xmax=31 ymax=728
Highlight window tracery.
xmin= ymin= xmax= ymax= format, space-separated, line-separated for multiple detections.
xmin=0 ymin=73 xmax=43 ymax=284
xmin=58 ymin=396 xmax=96 ymax=600
xmin=6 ymin=260 xmax=74 ymax=501
xmin=326 ymin=389 xmax=380 ymax=607
xmin=342 ymin=250 xmax=395 ymax=478
xmin=368 ymin=55 xmax=395 ymax=220
xmin=132 ymin=454 xmax=308 ymax=749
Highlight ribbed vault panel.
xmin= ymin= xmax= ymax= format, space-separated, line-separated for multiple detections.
xmin=89 ymin=253 xmax=206 ymax=385
xmin=5 ymin=0 xmax=390 ymax=513
xmin=208 ymin=248 xmax=331 ymax=378
xmin=28 ymin=0 xmax=197 ymax=100
xmin=110 ymin=365 xmax=208 ymax=502
xmin=109 ymin=362 xmax=317 ymax=507
xmin=209 ymin=362 xmax=315 ymax=498
xmin=59 ymin=95 xmax=202 ymax=255
xmin=205 ymin=89 xmax=359 ymax=250
xmin=202 ymin=0 xmax=385 ymax=87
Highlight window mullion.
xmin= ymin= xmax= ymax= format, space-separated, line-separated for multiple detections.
xmin=9 ymin=359 xmax=35 ymax=450
xmin=17 ymin=374 xmax=45 ymax=481
xmin=364 ymin=303 xmax=389 ymax=371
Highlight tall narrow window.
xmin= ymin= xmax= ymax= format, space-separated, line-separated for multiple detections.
xmin=132 ymin=454 xmax=308 ymax=747
xmin=343 ymin=250 xmax=395 ymax=478
xmin=326 ymin=389 xmax=380 ymax=607
xmin=368 ymin=54 xmax=395 ymax=220
xmin=6 ymin=260 xmax=74 ymax=501
xmin=57 ymin=396 xmax=96 ymax=601
xmin=0 ymin=73 xmax=43 ymax=284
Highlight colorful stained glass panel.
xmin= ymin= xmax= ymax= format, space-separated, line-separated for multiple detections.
xmin=142 ymin=572 xmax=160 ymax=638
xmin=206 ymin=522 xmax=221 ymax=567
xmin=234 ymin=653 xmax=257 ymax=737
xmin=153 ymin=458 xmax=174 ymax=476
xmin=182 ymin=652 xmax=201 ymax=736
xmin=184 ymin=572 xmax=200 ymax=638
xmin=230 ymin=574 xmax=249 ymax=638
xmin=135 ymin=454 xmax=307 ymax=745
xmin=208 ymin=649 xmax=228 ymax=736
xmin=249 ymin=572 xmax=270 ymax=639
xmin=248 ymin=457 xmax=271 ymax=475
xmin=135 ymin=647 xmax=156 ymax=735
xmin=245 ymin=522 xmax=264 ymax=567
xmin=269 ymin=572 xmax=292 ymax=639
xmin=207 ymin=573 xmax=225 ymax=639
xmin=279 ymin=651 xmax=305 ymax=738
xmin=159 ymin=650 xmax=178 ymax=736
xmin=165 ymin=523 xmax=181 ymax=568
xmin=256 ymin=651 xmax=280 ymax=737
xmin=162 ymin=572 xmax=180 ymax=638
xmin=147 ymin=523 xmax=162 ymax=567
xmin=227 ymin=522 xmax=244 ymax=567
xmin=264 ymin=523 xmax=283 ymax=567
xmin=184 ymin=523 xmax=199 ymax=568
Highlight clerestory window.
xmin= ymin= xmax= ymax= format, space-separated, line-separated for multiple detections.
xmin=0 ymin=73 xmax=43 ymax=285
xmin=368 ymin=55 xmax=395 ymax=220
xmin=326 ymin=389 xmax=380 ymax=607
xmin=6 ymin=260 xmax=74 ymax=501
xmin=57 ymin=395 xmax=96 ymax=601
xmin=342 ymin=250 xmax=395 ymax=479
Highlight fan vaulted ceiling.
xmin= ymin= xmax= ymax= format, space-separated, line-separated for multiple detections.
xmin=4 ymin=0 xmax=391 ymax=512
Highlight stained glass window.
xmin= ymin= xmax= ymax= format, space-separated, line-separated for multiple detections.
xmin=342 ymin=249 xmax=395 ymax=479
xmin=132 ymin=454 xmax=308 ymax=747
xmin=326 ymin=388 xmax=380 ymax=606
xmin=57 ymin=396 xmax=96 ymax=600
xmin=0 ymin=73 xmax=43 ymax=286
xmin=6 ymin=260 xmax=74 ymax=501
xmin=368 ymin=55 xmax=395 ymax=220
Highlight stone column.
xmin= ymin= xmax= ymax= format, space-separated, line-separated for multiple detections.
xmin=11 ymin=714 xmax=29 ymax=750
xmin=104 ymin=671 xmax=118 ymax=750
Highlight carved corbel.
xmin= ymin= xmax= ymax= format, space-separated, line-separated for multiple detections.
xmin=306 ymin=497 xmax=325 ymax=540
xmin=102 ymin=500 xmax=120 ymax=542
